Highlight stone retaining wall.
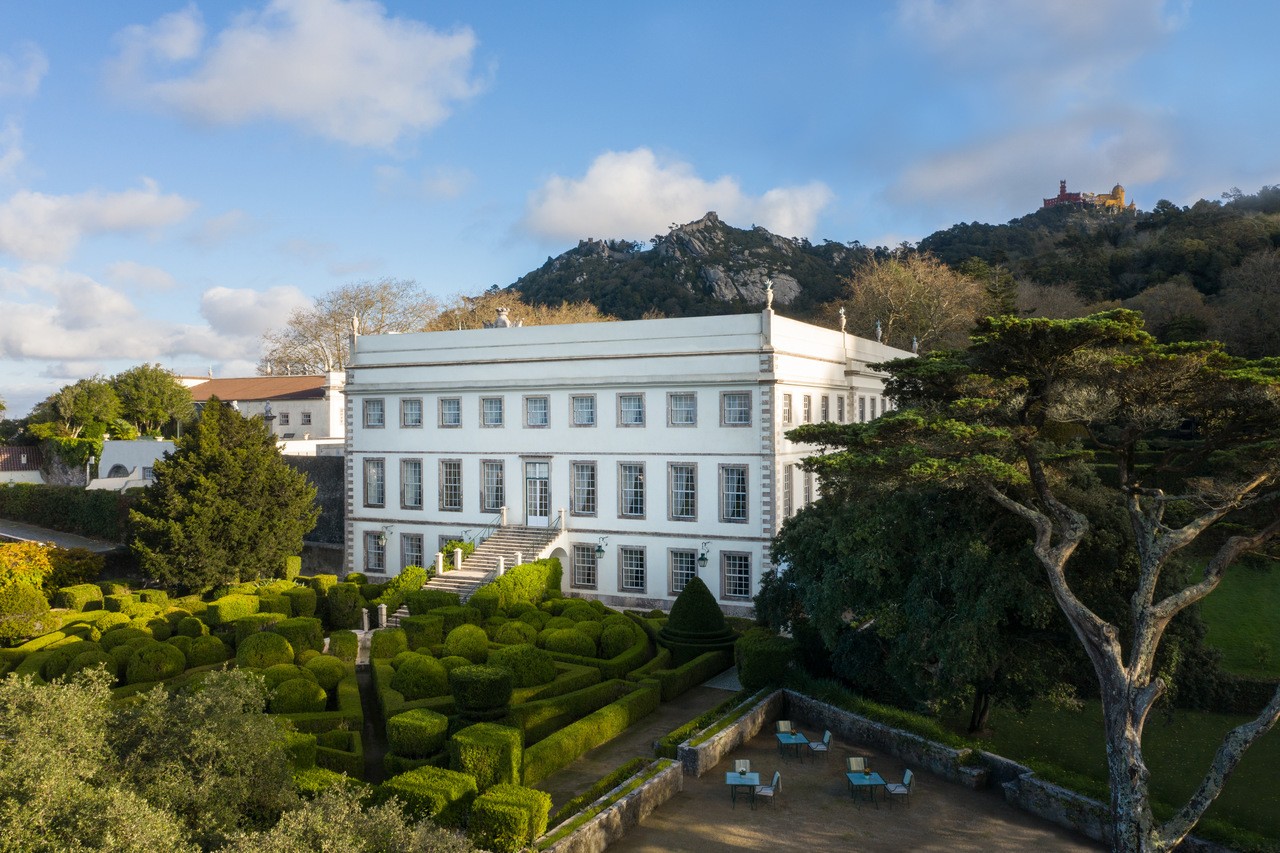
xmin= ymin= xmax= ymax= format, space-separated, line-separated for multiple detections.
xmin=537 ymin=759 xmax=683 ymax=853
xmin=676 ymin=690 xmax=785 ymax=778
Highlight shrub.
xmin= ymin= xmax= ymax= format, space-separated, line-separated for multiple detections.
xmin=103 ymin=593 xmax=137 ymax=612
xmin=468 ymin=784 xmax=552 ymax=853
xmin=405 ymin=588 xmax=460 ymax=615
xmin=304 ymin=654 xmax=347 ymax=691
xmin=327 ymin=583 xmax=364 ymax=630
xmin=444 ymin=624 xmax=490 ymax=663
xmin=52 ymin=583 xmax=103 ymax=612
xmin=0 ymin=581 xmax=51 ymax=644
xmin=130 ymin=614 xmax=171 ymax=641
xmin=282 ymin=555 xmax=302 ymax=582
xmin=99 ymin=626 xmax=149 ymax=651
xmin=544 ymin=629 xmax=596 ymax=658
xmin=380 ymin=765 xmax=477 ymax=827
xmin=271 ymin=678 xmax=328 ymax=713
xmin=370 ymin=627 xmax=408 ymax=660
xmin=575 ymin=620 xmax=602 ymax=644
xmin=175 ymin=616 xmax=208 ymax=637
xmin=390 ymin=654 xmax=449 ymax=701
xmin=391 ymin=650 xmax=416 ymax=670
xmin=263 ymin=663 xmax=317 ymax=690
xmin=400 ymin=614 xmax=445 ymax=650
xmin=489 ymin=643 xmax=556 ymax=688
xmin=522 ymin=682 xmax=659 ymax=786
xmin=387 ymin=708 xmax=449 ymax=759
xmin=469 ymin=586 xmax=500 ymax=619
xmin=296 ymin=649 xmax=319 ymax=666
xmin=449 ymin=722 xmax=522 ymax=790
xmin=734 ymin=628 xmax=796 ymax=690
xmin=272 ymin=617 xmax=324 ymax=656
xmin=476 ymin=558 xmax=561 ymax=612
xmin=544 ymin=616 xmax=574 ymax=631
xmin=126 ymin=640 xmax=187 ymax=684
xmin=187 ymin=635 xmax=230 ymax=666
xmin=257 ymin=593 xmax=292 ymax=617
xmin=327 ymin=630 xmax=358 ymax=662
xmin=206 ymin=594 xmax=260 ymax=625
xmin=308 ymin=574 xmax=338 ymax=596
xmin=97 ymin=580 xmax=129 ymax=596
xmin=235 ymin=612 xmax=286 ymax=646
xmin=561 ymin=603 xmax=598 ymax=623
xmin=137 ymin=589 xmax=169 ymax=607
xmin=66 ymin=648 xmax=116 ymax=679
xmin=439 ymin=655 xmax=471 ymax=674
xmin=493 ymin=620 xmax=538 ymax=646
xmin=282 ymin=585 xmax=317 ymax=619
xmin=599 ymin=623 xmax=634 ymax=659
xmin=41 ymin=640 xmax=97 ymax=680
xmin=431 ymin=605 xmax=482 ymax=634
xmin=441 ymin=539 xmax=476 ymax=560
xmin=236 ymin=631 xmax=295 ymax=669
xmin=368 ymin=564 xmax=427 ymax=612
xmin=345 ymin=571 xmax=368 ymax=584
xmin=166 ymin=634 xmax=193 ymax=659
xmin=172 ymin=595 xmax=207 ymax=617
xmin=450 ymin=665 xmax=513 ymax=723
xmin=517 ymin=609 xmax=549 ymax=629
xmin=658 ymin=577 xmax=736 ymax=665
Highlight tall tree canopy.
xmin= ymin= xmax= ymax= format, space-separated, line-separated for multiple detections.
xmin=111 ymin=363 xmax=194 ymax=435
xmin=789 ymin=310 xmax=1280 ymax=852
xmin=130 ymin=398 xmax=318 ymax=592
xmin=30 ymin=375 xmax=120 ymax=438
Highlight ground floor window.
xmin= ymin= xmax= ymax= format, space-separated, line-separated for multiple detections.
xmin=722 ymin=552 xmax=752 ymax=599
xmin=401 ymin=533 xmax=424 ymax=570
xmin=670 ymin=549 xmax=697 ymax=594
xmin=620 ymin=546 xmax=646 ymax=592
xmin=364 ymin=531 xmax=386 ymax=573
xmin=572 ymin=543 xmax=598 ymax=589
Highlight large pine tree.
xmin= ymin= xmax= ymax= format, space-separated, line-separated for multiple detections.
xmin=130 ymin=398 xmax=318 ymax=592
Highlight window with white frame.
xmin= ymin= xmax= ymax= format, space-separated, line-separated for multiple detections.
xmin=571 ymin=462 xmax=596 ymax=515
xmin=401 ymin=458 xmax=423 ymax=509
xmin=821 ymin=395 xmax=830 ymax=422
xmin=667 ymin=392 xmax=696 ymax=426
xmin=803 ymin=395 xmax=812 ymax=423
xmin=619 ymin=463 xmax=645 ymax=518
xmin=620 ymin=547 xmax=646 ymax=592
xmin=720 ymin=465 xmax=748 ymax=523
xmin=858 ymin=396 xmax=866 ymax=423
xmin=571 ymin=394 xmax=596 ymax=427
xmin=721 ymin=391 xmax=751 ymax=426
xmin=301 ymin=411 xmax=312 ymax=426
xmin=401 ymin=533 xmax=424 ymax=570
xmin=279 ymin=411 xmax=290 ymax=426
xmin=618 ymin=393 xmax=645 ymax=427
xmin=363 ymin=458 xmax=385 ymax=507
xmin=783 ymin=464 xmax=793 ymax=517
xmin=525 ymin=396 xmax=549 ymax=428
xmin=481 ymin=460 xmax=504 ymax=512
xmin=401 ymin=398 xmax=423 ymax=428
xmin=481 ymin=397 xmax=504 ymax=427
xmin=803 ymin=470 xmax=813 ymax=505
xmin=782 ymin=393 xmax=793 ymax=425
xmin=363 ymin=399 xmax=385 ymax=428
xmin=439 ymin=460 xmax=462 ymax=511
xmin=440 ymin=397 xmax=461 ymax=427
xmin=571 ymin=543 xmax=598 ymax=588
xmin=722 ymin=552 xmax=752 ymax=599
xmin=870 ymin=397 xmax=878 ymax=419
xmin=669 ymin=463 xmax=696 ymax=520
xmin=364 ymin=531 xmax=386 ymax=573
xmin=670 ymin=549 xmax=698 ymax=595
xmin=837 ymin=395 xmax=846 ymax=423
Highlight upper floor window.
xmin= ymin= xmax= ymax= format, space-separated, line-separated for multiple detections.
xmin=525 ymin=396 xmax=549 ymax=428
xmin=571 ymin=462 xmax=597 ymax=516
xmin=667 ymin=392 xmax=696 ymax=427
xmin=481 ymin=397 xmax=504 ymax=428
xmin=301 ymin=411 xmax=313 ymax=426
xmin=669 ymin=463 xmax=697 ymax=521
xmin=720 ymin=464 xmax=748 ymax=523
xmin=279 ymin=411 xmax=290 ymax=426
xmin=401 ymin=398 xmax=423 ymax=428
xmin=618 ymin=393 xmax=645 ymax=427
xmin=439 ymin=397 xmax=462 ymax=428
xmin=363 ymin=458 xmax=385 ymax=507
xmin=837 ymin=395 xmax=846 ymax=423
xmin=439 ymin=460 xmax=462 ymax=511
xmin=481 ymin=460 xmax=505 ymax=513
xmin=571 ymin=395 xmax=596 ymax=427
xmin=721 ymin=392 xmax=751 ymax=427
xmin=363 ymin=399 xmax=385 ymax=429
xmin=619 ymin=463 xmax=645 ymax=518
xmin=401 ymin=458 xmax=423 ymax=509
xmin=782 ymin=393 xmax=793 ymax=425
xmin=821 ymin=396 xmax=830 ymax=422
xmin=802 ymin=395 xmax=812 ymax=423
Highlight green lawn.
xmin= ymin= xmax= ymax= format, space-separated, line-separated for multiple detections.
xmin=951 ymin=701 xmax=1280 ymax=846
xmin=1199 ymin=558 xmax=1280 ymax=679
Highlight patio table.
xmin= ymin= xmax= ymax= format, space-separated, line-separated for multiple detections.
xmin=775 ymin=730 xmax=809 ymax=761
xmin=725 ymin=771 xmax=760 ymax=808
xmin=846 ymin=771 xmax=886 ymax=808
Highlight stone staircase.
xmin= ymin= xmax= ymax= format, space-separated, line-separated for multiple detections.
xmin=387 ymin=525 xmax=562 ymax=626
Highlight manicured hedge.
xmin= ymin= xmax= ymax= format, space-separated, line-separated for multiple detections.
xmin=0 ymin=482 xmax=133 ymax=541
xmin=370 ymin=627 xmax=408 ymax=660
xmin=0 ymin=582 xmax=51 ymax=644
xmin=448 ymin=722 xmax=522 ymax=791
xmin=236 ymin=631 xmax=294 ymax=669
xmin=506 ymin=679 xmax=630 ymax=744
xmin=52 ymin=583 xmax=103 ymax=612
xmin=327 ymin=630 xmax=358 ymax=662
xmin=489 ymin=643 xmax=556 ymax=688
xmin=492 ymin=620 xmax=538 ymax=646
xmin=400 ymin=614 xmax=445 ymax=650
xmin=272 ymin=617 xmax=324 ymax=656
xmin=468 ymin=784 xmax=552 ymax=853
xmin=100 ymin=626 xmax=150 ymax=651
xmin=327 ymin=583 xmax=364 ymax=630
xmin=103 ymin=593 xmax=136 ymax=613
xmin=521 ymin=681 xmax=660 ymax=785
xmin=650 ymin=650 xmax=732 ymax=701
xmin=257 ymin=593 xmax=292 ymax=616
xmin=174 ymin=616 xmax=207 ymax=637
xmin=282 ymin=585 xmax=317 ymax=619
xmin=304 ymin=654 xmax=347 ymax=691
xmin=66 ymin=648 xmax=115 ymax=679
xmin=599 ymin=623 xmax=635 ymax=659
xmin=387 ymin=708 xmax=450 ymax=759
xmin=206 ymin=594 xmax=260 ymax=625
xmin=380 ymin=765 xmax=478 ymax=828
xmin=390 ymin=654 xmax=449 ymax=701
xmin=125 ymin=640 xmax=186 ymax=684
xmin=187 ymin=635 xmax=230 ymax=666
xmin=263 ymin=663 xmax=316 ymax=690
xmin=271 ymin=678 xmax=327 ymax=714
xmin=284 ymin=730 xmax=317 ymax=770
xmin=431 ymin=605 xmax=482 ymax=634
xmin=405 ymin=589 xmax=460 ymax=615
xmin=468 ymin=586 xmax=500 ymax=619
xmin=543 ymin=628 xmax=596 ymax=657
xmin=234 ymin=612 xmax=286 ymax=646
xmin=307 ymin=574 xmax=338 ymax=597
xmin=41 ymin=640 xmax=98 ymax=680
xmin=444 ymin=624 xmax=489 ymax=663
xmin=734 ymin=627 xmax=797 ymax=690
xmin=450 ymin=665 xmax=513 ymax=722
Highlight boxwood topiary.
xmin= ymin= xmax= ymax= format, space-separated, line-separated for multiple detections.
xmin=236 ymin=631 xmax=294 ymax=669
xmin=405 ymin=588 xmax=461 ymax=615
xmin=544 ymin=629 xmax=596 ymax=658
xmin=272 ymin=617 xmax=324 ymax=656
xmin=599 ymin=624 xmax=634 ymax=659
xmin=370 ymin=627 xmax=408 ymax=660
xmin=304 ymin=654 xmax=347 ymax=691
xmin=327 ymin=630 xmax=358 ymax=662
xmin=176 ymin=616 xmax=208 ymax=637
xmin=345 ymin=571 xmax=367 ymax=584
xmin=137 ymin=589 xmax=169 ymax=607
xmin=449 ymin=665 xmax=513 ymax=722
xmin=575 ymin=620 xmax=603 ymax=644
xmin=99 ymin=626 xmax=150 ymax=652
xmin=126 ymin=640 xmax=187 ymax=684
xmin=41 ymin=640 xmax=96 ymax=680
xmin=493 ymin=620 xmax=537 ymax=646
xmin=308 ymin=574 xmax=338 ymax=596
xmin=235 ymin=612 xmax=286 ymax=646
xmin=390 ymin=653 xmax=449 ymax=701
xmin=282 ymin=585 xmax=316 ymax=619
xmin=468 ymin=784 xmax=552 ymax=853
xmin=97 ymin=581 xmax=129 ymax=596
xmin=448 ymin=722 xmax=522 ymax=790
xmin=387 ymin=708 xmax=449 ymax=759
xmin=258 ymin=593 xmax=292 ymax=617
xmin=734 ymin=627 xmax=797 ymax=690
xmin=66 ymin=648 xmax=116 ymax=679
xmin=296 ymin=649 xmax=320 ymax=665
xmin=206 ymin=594 xmax=260 ymax=625
xmin=390 ymin=650 xmax=416 ymax=670
xmin=444 ymin=624 xmax=489 ymax=663
xmin=327 ymin=583 xmax=364 ymax=630
xmin=166 ymin=635 xmax=193 ymax=660
xmin=657 ymin=576 xmax=737 ymax=665
xmin=439 ymin=655 xmax=471 ymax=674
xmin=52 ymin=583 xmax=104 ymax=612
xmin=263 ymin=663 xmax=317 ymax=690
xmin=0 ymin=581 xmax=51 ymax=644
xmin=270 ymin=678 xmax=327 ymax=713
xmin=488 ymin=643 xmax=555 ymax=688
xmin=543 ymin=616 xmax=574 ymax=631
xmin=187 ymin=635 xmax=230 ymax=667
xmin=103 ymin=593 xmax=137 ymax=612
xmin=400 ymin=614 xmax=445 ymax=650
xmin=431 ymin=605 xmax=482 ymax=634
xmin=380 ymin=765 xmax=477 ymax=827
xmin=560 ymin=603 xmax=598 ymax=623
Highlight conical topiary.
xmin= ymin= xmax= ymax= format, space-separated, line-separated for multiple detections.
xmin=657 ymin=576 xmax=737 ymax=666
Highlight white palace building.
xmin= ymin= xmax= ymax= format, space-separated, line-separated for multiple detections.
xmin=343 ymin=305 xmax=909 ymax=616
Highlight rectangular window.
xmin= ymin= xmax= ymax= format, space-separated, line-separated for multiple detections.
xmin=142 ymin=466 xmax=155 ymax=480
xmin=439 ymin=397 xmax=461 ymax=428
xmin=722 ymin=552 xmax=752 ymax=599
xmin=783 ymin=464 xmax=793 ymax=517
xmin=363 ymin=458 xmax=385 ymax=507
xmin=858 ymin=396 xmax=866 ymax=423
xmin=481 ymin=397 xmax=504 ymax=428
xmin=401 ymin=533 xmax=424 ymax=570
xmin=803 ymin=470 xmax=813 ymax=505
xmin=619 ymin=463 xmax=645 ymax=518
xmin=670 ymin=549 xmax=698 ymax=595
xmin=821 ymin=396 xmax=830 ymax=422
xmin=364 ymin=531 xmax=386 ymax=573
xmin=870 ymin=397 xmax=878 ymax=419
xmin=803 ymin=395 xmax=812 ymax=423
xmin=782 ymin=393 xmax=793 ymax=425
xmin=279 ymin=411 xmax=290 ymax=426
xmin=618 ymin=393 xmax=645 ymax=427
xmin=401 ymin=398 xmax=423 ymax=428
xmin=837 ymin=396 xmax=845 ymax=423
xmin=668 ymin=463 xmax=697 ymax=521
xmin=571 ymin=394 xmax=596 ymax=427
xmin=620 ymin=547 xmax=646 ymax=592
xmin=667 ymin=392 xmax=696 ymax=427
xmin=363 ymin=399 xmax=385 ymax=429
xmin=400 ymin=458 xmax=423 ymax=509
xmin=720 ymin=465 xmax=748 ymax=523
xmin=481 ymin=460 xmax=504 ymax=512
xmin=572 ymin=543 xmax=598 ymax=589
xmin=721 ymin=391 xmax=752 ymax=426
xmin=302 ymin=411 xmax=312 ymax=426
xmin=439 ymin=460 xmax=462 ymax=511
xmin=524 ymin=396 xmax=549 ymax=428
xmin=571 ymin=462 xmax=597 ymax=515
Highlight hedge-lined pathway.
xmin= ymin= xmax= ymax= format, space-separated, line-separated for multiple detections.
xmin=0 ymin=517 xmax=120 ymax=552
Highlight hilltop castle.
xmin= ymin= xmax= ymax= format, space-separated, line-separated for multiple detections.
xmin=1043 ymin=179 xmax=1136 ymax=212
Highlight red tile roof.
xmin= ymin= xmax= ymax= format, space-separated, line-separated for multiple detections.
xmin=0 ymin=446 xmax=42 ymax=472
xmin=188 ymin=376 xmax=328 ymax=403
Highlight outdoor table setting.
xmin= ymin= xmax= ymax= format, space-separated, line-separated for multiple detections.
xmin=725 ymin=770 xmax=760 ymax=808
xmin=846 ymin=767 xmax=886 ymax=807
xmin=775 ymin=729 xmax=809 ymax=761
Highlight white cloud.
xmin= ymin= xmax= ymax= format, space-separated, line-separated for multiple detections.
xmin=105 ymin=260 xmax=177 ymax=291
xmin=0 ymin=179 xmax=196 ymax=263
xmin=190 ymin=209 xmax=253 ymax=247
xmin=110 ymin=0 xmax=486 ymax=148
xmin=376 ymin=164 xmax=474 ymax=199
xmin=522 ymin=148 xmax=834 ymax=241
xmin=0 ymin=43 xmax=48 ymax=98
xmin=199 ymin=284 xmax=311 ymax=338
xmin=0 ymin=119 xmax=23 ymax=181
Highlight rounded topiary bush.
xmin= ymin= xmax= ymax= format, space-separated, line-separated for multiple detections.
xmin=39 ymin=641 xmax=96 ymax=681
xmin=599 ymin=623 xmax=635 ymax=659
xmin=270 ymin=678 xmax=327 ymax=714
xmin=391 ymin=650 xmax=417 ymax=670
xmin=543 ymin=616 xmax=574 ymax=631
xmin=0 ymin=581 xmax=51 ymax=645
xmin=327 ymin=583 xmax=364 ymax=631
xmin=264 ymin=663 xmax=317 ymax=691
xmin=304 ymin=654 xmax=348 ymax=691
xmin=370 ymin=627 xmax=408 ymax=660
xmin=272 ymin=617 xmax=324 ymax=656
xmin=345 ymin=571 xmax=368 ymax=584
xmin=166 ymin=635 xmax=194 ymax=659
xmin=449 ymin=664 xmax=513 ymax=717
xmin=327 ymin=630 xmax=358 ymax=662
xmin=296 ymin=649 xmax=320 ymax=665
xmin=236 ymin=631 xmax=294 ymax=669
xmin=517 ymin=609 xmax=550 ymax=630
xmin=66 ymin=648 xmax=116 ymax=680
xmin=575 ymin=620 xmax=603 ymax=644
xmin=126 ymin=640 xmax=187 ymax=684
xmin=187 ymin=635 xmax=231 ymax=667
xmin=387 ymin=708 xmax=449 ymax=759
xmin=163 ymin=607 xmax=192 ymax=629
xmin=561 ymin=603 xmax=598 ymax=623
xmin=100 ymin=626 xmax=150 ymax=652
xmin=658 ymin=576 xmax=736 ymax=665
xmin=439 ymin=655 xmax=471 ymax=674
xmin=543 ymin=629 xmax=596 ymax=658
xmin=493 ymin=620 xmax=538 ymax=646
xmin=176 ymin=616 xmax=208 ymax=637
xmin=390 ymin=653 xmax=449 ymax=701
xmin=444 ymin=624 xmax=489 ymax=664
xmin=234 ymin=612 xmax=286 ymax=646
xmin=135 ymin=615 xmax=172 ymax=641
xmin=488 ymin=643 xmax=556 ymax=688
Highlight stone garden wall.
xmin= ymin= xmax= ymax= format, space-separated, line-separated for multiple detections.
xmin=538 ymin=759 xmax=683 ymax=853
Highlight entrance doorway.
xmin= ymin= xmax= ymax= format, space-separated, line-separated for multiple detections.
xmin=525 ymin=461 xmax=550 ymax=526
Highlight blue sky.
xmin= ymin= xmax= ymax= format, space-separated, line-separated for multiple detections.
xmin=1 ymin=0 xmax=1277 ymax=415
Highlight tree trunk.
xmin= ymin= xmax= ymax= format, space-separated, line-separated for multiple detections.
xmin=1101 ymin=680 xmax=1165 ymax=852
xmin=968 ymin=689 xmax=993 ymax=734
